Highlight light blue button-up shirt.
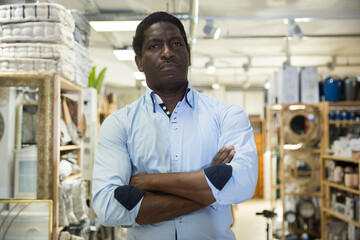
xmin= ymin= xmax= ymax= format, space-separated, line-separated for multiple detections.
xmin=92 ymin=85 xmax=258 ymax=240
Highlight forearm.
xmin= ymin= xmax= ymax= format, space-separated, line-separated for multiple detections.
xmin=130 ymin=147 xmax=235 ymax=206
xmin=136 ymin=192 xmax=205 ymax=225
xmin=135 ymin=170 xmax=215 ymax=205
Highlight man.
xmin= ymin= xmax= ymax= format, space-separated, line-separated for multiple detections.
xmin=92 ymin=11 xmax=258 ymax=240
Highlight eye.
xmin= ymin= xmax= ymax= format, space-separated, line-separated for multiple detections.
xmin=173 ymin=41 xmax=182 ymax=47
xmin=149 ymin=44 xmax=159 ymax=49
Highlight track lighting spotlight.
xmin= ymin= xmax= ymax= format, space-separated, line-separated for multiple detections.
xmin=205 ymin=58 xmax=216 ymax=74
xmin=287 ymin=19 xmax=303 ymax=41
xmin=203 ymin=19 xmax=221 ymax=40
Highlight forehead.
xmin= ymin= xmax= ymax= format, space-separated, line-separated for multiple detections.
xmin=143 ymin=21 xmax=182 ymax=41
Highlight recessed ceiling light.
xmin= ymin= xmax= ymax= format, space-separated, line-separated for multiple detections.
xmin=113 ymin=49 xmax=135 ymax=61
xmin=90 ymin=21 xmax=140 ymax=32
xmin=212 ymin=83 xmax=220 ymax=89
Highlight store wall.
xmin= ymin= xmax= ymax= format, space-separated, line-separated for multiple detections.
xmin=88 ymin=47 xmax=137 ymax=88
xmin=203 ymin=88 xmax=265 ymax=118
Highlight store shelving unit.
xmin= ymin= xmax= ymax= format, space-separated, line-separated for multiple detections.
xmin=0 ymin=72 xmax=83 ymax=239
xmin=267 ymin=103 xmax=326 ymax=240
xmin=320 ymin=101 xmax=360 ymax=239
xmin=267 ymin=105 xmax=282 ymax=209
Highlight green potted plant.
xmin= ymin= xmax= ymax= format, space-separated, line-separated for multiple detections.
xmin=88 ymin=66 xmax=107 ymax=93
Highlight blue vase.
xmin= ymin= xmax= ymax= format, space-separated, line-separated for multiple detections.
xmin=324 ymin=76 xmax=341 ymax=102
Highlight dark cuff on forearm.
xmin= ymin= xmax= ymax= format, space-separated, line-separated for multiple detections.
xmin=204 ymin=163 xmax=233 ymax=191
xmin=114 ymin=185 xmax=146 ymax=211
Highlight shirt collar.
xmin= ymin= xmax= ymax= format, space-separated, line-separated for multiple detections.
xmin=145 ymin=82 xmax=194 ymax=113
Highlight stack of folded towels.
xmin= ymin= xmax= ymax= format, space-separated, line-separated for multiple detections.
xmin=0 ymin=3 xmax=79 ymax=83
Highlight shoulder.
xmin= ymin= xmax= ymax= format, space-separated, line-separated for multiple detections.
xmin=109 ymin=95 xmax=144 ymax=121
xmin=99 ymin=96 xmax=143 ymax=137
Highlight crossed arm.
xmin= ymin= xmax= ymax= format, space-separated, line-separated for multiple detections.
xmin=130 ymin=146 xmax=235 ymax=225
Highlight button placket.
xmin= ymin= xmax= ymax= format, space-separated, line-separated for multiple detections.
xmin=170 ymin=112 xmax=180 ymax=171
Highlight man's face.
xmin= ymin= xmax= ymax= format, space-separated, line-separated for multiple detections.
xmin=135 ymin=21 xmax=191 ymax=93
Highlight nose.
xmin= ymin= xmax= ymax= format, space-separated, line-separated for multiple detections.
xmin=161 ymin=44 xmax=174 ymax=59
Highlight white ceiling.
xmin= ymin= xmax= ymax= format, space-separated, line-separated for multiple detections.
xmin=48 ymin=0 xmax=360 ymax=88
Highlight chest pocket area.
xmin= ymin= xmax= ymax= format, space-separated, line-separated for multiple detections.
xmin=128 ymin=124 xmax=171 ymax=174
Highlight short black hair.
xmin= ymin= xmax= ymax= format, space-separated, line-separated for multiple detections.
xmin=132 ymin=11 xmax=190 ymax=57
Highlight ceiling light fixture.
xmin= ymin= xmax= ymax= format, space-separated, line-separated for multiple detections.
xmin=203 ymin=19 xmax=221 ymax=40
xmin=264 ymin=82 xmax=270 ymax=90
xmin=205 ymin=58 xmax=216 ymax=74
xmin=113 ymin=48 xmax=135 ymax=61
xmin=286 ymin=19 xmax=303 ymax=41
xmin=90 ymin=21 xmax=140 ymax=32
xmin=212 ymin=83 xmax=220 ymax=89
xmin=283 ymin=18 xmax=311 ymax=24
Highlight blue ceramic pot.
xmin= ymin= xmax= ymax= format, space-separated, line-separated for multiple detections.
xmin=324 ymin=76 xmax=342 ymax=102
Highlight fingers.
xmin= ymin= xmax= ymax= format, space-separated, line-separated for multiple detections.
xmin=223 ymin=149 xmax=235 ymax=163
xmin=213 ymin=146 xmax=227 ymax=160
xmin=212 ymin=145 xmax=236 ymax=166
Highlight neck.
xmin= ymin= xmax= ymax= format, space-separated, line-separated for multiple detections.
xmin=155 ymin=83 xmax=188 ymax=113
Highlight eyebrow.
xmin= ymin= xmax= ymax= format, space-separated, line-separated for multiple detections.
xmin=146 ymin=35 xmax=184 ymax=44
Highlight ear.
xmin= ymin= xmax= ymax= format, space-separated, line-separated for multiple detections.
xmin=188 ymin=49 xmax=191 ymax=67
xmin=135 ymin=55 xmax=143 ymax=72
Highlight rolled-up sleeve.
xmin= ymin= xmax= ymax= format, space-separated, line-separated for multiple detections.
xmin=206 ymin=103 xmax=258 ymax=205
xmin=92 ymin=111 xmax=143 ymax=226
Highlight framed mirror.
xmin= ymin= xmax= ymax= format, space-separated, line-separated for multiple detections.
xmin=284 ymin=106 xmax=322 ymax=147
xmin=0 ymin=199 xmax=52 ymax=240
xmin=284 ymin=152 xmax=320 ymax=192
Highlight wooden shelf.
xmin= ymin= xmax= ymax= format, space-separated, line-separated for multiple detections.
xmin=60 ymin=145 xmax=81 ymax=151
xmin=322 ymin=207 xmax=360 ymax=227
xmin=271 ymin=184 xmax=281 ymax=189
xmin=283 ymin=148 xmax=321 ymax=153
xmin=321 ymin=155 xmax=359 ymax=163
xmin=329 ymin=120 xmax=360 ymax=125
xmin=323 ymin=181 xmax=360 ymax=195
xmin=249 ymin=118 xmax=263 ymax=122
xmin=329 ymin=101 xmax=360 ymax=107
xmin=284 ymin=192 xmax=321 ymax=197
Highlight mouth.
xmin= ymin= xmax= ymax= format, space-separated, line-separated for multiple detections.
xmin=159 ymin=62 xmax=179 ymax=71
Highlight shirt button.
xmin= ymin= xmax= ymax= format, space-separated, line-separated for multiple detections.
xmin=162 ymin=106 xmax=166 ymax=110
xmin=174 ymin=155 xmax=179 ymax=161
xmin=179 ymin=218 xmax=182 ymax=223
xmin=172 ymin=126 xmax=178 ymax=130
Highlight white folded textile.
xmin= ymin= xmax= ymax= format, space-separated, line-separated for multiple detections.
xmin=0 ymin=42 xmax=75 ymax=64
xmin=0 ymin=57 xmax=75 ymax=81
xmin=0 ymin=21 xmax=74 ymax=48
xmin=71 ymin=10 xmax=90 ymax=34
xmin=73 ymin=42 xmax=90 ymax=87
xmin=71 ymin=11 xmax=90 ymax=47
xmin=0 ymin=3 xmax=75 ymax=31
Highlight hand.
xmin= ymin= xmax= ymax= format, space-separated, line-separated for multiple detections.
xmin=130 ymin=173 xmax=151 ymax=191
xmin=211 ymin=146 xmax=235 ymax=166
